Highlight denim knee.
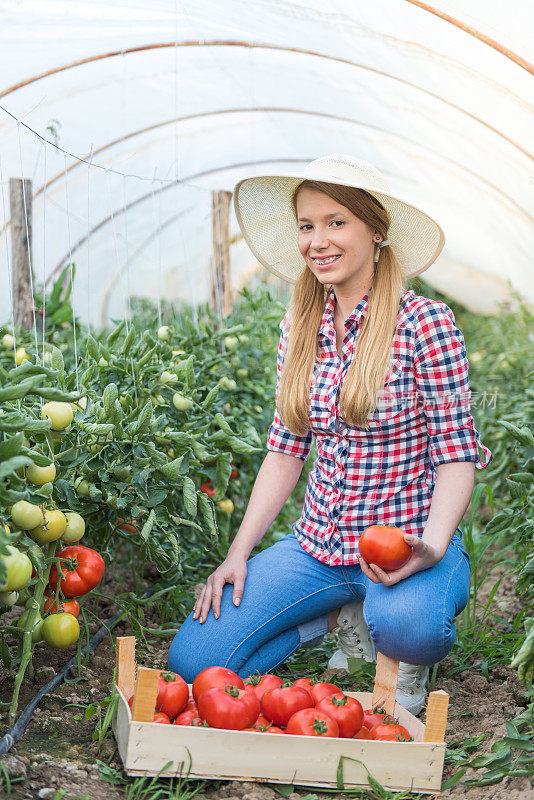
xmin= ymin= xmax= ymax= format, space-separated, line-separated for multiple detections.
xmin=363 ymin=594 xmax=455 ymax=666
xmin=167 ymin=614 xmax=235 ymax=683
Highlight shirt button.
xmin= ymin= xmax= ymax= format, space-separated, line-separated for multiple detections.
xmin=334 ymin=419 xmax=344 ymax=432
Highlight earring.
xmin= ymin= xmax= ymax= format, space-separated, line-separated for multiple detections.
xmin=373 ymin=243 xmax=380 ymax=263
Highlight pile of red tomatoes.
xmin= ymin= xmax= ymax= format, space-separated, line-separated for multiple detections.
xmin=128 ymin=666 xmax=413 ymax=742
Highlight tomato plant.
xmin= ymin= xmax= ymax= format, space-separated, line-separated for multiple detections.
xmin=197 ymin=684 xmax=260 ymax=730
xmin=286 ymin=707 xmax=339 ymax=737
xmin=48 ymin=545 xmax=105 ymax=597
xmin=358 ymin=525 xmax=412 ymax=570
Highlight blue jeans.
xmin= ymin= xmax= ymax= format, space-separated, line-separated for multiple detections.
xmin=168 ymin=529 xmax=470 ymax=682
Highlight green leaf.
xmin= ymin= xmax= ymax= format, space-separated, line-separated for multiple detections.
xmin=0 ymin=455 xmax=32 ymax=479
xmin=182 ymin=476 xmax=197 ymax=518
xmin=139 ymin=509 xmax=156 ymax=542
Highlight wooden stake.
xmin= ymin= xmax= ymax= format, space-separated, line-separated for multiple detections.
xmin=372 ymin=652 xmax=399 ymax=716
xmin=116 ymin=636 xmax=136 ymax=701
xmin=423 ymin=689 xmax=449 ymax=742
xmin=9 ymin=177 xmax=35 ymax=330
xmin=131 ymin=667 xmax=160 ymax=723
xmin=210 ymin=189 xmax=233 ymax=318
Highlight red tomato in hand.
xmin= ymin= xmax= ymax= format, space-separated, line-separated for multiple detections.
xmin=371 ymin=723 xmax=412 ymax=742
xmin=286 ymin=708 xmax=339 ymax=737
xmin=192 ymin=666 xmax=245 ymax=703
xmin=309 ymin=682 xmax=343 ymax=706
xmin=197 ymin=684 xmax=260 ymax=730
xmin=261 ymin=686 xmax=313 ymax=727
xmin=363 ymin=707 xmax=398 ymax=730
xmin=316 ymin=693 xmax=364 ymax=738
xmin=244 ymin=671 xmax=283 ymax=700
xmin=358 ymin=525 xmax=412 ymax=570
xmin=48 ymin=545 xmax=105 ymax=597
xmin=153 ymin=712 xmax=171 ymax=724
xmin=156 ymin=670 xmax=189 ymax=719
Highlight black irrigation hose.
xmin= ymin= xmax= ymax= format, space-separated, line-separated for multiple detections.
xmin=0 ymin=588 xmax=154 ymax=756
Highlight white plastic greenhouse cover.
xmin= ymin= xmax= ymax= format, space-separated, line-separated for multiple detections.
xmin=0 ymin=1 xmax=532 ymax=327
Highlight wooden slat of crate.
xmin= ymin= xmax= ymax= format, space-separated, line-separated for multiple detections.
xmin=112 ymin=685 xmax=444 ymax=792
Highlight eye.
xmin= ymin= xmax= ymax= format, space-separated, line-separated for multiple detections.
xmin=298 ymin=221 xmax=345 ymax=231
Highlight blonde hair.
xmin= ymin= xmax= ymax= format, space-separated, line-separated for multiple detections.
xmin=277 ymin=180 xmax=406 ymax=433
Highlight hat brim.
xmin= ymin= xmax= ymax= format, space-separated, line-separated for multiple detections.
xmin=233 ymin=172 xmax=445 ymax=283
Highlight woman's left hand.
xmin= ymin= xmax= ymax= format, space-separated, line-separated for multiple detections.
xmin=357 ymin=534 xmax=443 ymax=586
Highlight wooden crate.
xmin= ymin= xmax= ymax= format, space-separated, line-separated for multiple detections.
xmin=112 ymin=636 xmax=449 ymax=793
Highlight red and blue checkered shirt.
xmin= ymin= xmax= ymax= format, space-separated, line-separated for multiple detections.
xmin=266 ymin=285 xmax=493 ymax=566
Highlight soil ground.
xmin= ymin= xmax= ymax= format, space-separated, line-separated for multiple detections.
xmin=0 ymin=544 xmax=532 ymax=800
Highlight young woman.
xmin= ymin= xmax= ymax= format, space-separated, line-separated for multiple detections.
xmin=167 ymin=154 xmax=493 ymax=715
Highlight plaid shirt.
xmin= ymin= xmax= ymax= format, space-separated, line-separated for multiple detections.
xmin=266 ymin=285 xmax=493 ymax=565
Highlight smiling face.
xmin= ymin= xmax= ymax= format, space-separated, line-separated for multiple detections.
xmin=296 ymin=187 xmax=378 ymax=293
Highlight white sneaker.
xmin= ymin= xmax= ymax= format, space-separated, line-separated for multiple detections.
xmin=395 ymin=662 xmax=430 ymax=716
xmin=327 ymin=602 xmax=377 ymax=670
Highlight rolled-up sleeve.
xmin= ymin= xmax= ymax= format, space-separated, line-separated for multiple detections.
xmin=266 ymin=315 xmax=313 ymax=462
xmin=413 ymin=301 xmax=493 ymax=470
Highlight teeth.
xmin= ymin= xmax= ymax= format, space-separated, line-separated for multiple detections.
xmin=313 ymin=255 xmax=340 ymax=265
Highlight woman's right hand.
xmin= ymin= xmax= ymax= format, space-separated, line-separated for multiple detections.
xmin=192 ymin=555 xmax=248 ymax=623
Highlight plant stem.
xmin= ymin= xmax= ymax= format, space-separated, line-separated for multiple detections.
xmin=8 ymin=540 xmax=57 ymax=725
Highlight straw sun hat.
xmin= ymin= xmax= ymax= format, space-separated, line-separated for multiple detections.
xmin=233 ymin=153 xmax=445 ymax=283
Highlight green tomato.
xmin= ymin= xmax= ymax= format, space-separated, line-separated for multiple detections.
xmin=41 ymin=613 xmax=80 ymax=649
xmin=41 ymin=401 xmax=73 ymax=431
xmin=157 ymin=326 xmax=170 ymax=341
xmin=113 ymin=466 xmax=131 ymax=481
xmin=17 ymin=609 xmax=44 ymax=642
xmin=0 ymin=545 xmax=32 ymax=591
xmin=2 ymin=333 xmax=14 ymax=349
xmin=98 ymin=357 xmax=108 ymax=367
xmin=223 ymin=336 xmax=239 ymax=349
xmin=238 ymin=334 xmax=249 ymax=343
xmin=236 ymin=368 xmax=248 ymax=379
xmin=62 ymin=512 xmax=85 ymax=543
xmin=10 ymin=500 xmax=44 ymax=531
xmin=172 ymin=393 xmax=193 ymax=411
xmin=26 ymin=462 xmax=57 ymax=486
xmin=75 ymin=478 xmax=91 ymax=497
xmin=0 ymin=590 xmax=18 ymax=606
xmin=219 ymin=377 xmax=237 ymax=391
xmin=160 ymin=371 xmax=178 ymax=385
xmin=29 ymin=509 xmax=67 ymax=544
